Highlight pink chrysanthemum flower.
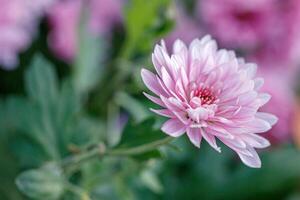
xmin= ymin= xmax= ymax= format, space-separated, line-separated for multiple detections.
xmin=141 ymin=35 xmax=277 ymax=168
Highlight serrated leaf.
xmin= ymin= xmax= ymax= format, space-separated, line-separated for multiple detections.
xmin=16 ymin=164 xmax=65 ymax=200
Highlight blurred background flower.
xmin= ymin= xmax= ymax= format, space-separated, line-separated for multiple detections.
xmin=0 ymin=0 xmax=55 ymax=69
xmin=47 ymin=0 xmax=123 ymax=61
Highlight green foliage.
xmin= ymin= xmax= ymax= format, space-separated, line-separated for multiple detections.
xmin=16 ymin=164 xmax=65 ymax=200
xmin=115 ymin=92 xmax=150 ymax=123
xmin=1 ymin=1 xmax=299 ymax=200
xmin=73 ymin=9 xmax=105 ymax=95
xmin=118 ymin=118 xmax=165 ymax=148
xmin=122 ymin=0 xmax=174 ymax=58
xmin=157 ymin=141 xmax=300 ymax=200
xmin=116 ymin=118 xmax=167 ymax=161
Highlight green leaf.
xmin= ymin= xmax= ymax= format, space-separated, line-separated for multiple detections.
xmin=140 ymin=170 xmax=163 ymax=194
xmin=115 ymin=92 xmax=150 ymax=123
xmin=16 ymin=164 xmax=65 ymax=200
xmin=25 ymin=55 xmax=59 ymax=107
xmin=122 ymin=0 xmax=173 ymax=58
xmin=67 ymin=116 xmax=105 ymax=148
xmin=73 ymin=9 xmax=105 ymax=94
xmin=118 ymin=118 xmax=166 ymax=148
xmin=106 ymin=103 xmax=123 ymax=147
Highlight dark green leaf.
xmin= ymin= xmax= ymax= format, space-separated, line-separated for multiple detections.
xmin=118 ymin=118 xmax=166 ymax=148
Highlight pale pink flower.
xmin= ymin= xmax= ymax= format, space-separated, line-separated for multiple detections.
xmin=141 ymin=35 xmax=277 ymax=168
xmin=47 ymin=0 xmax=123 ymax=61
xmin=0 ymin=0 xmax=55 ymax=69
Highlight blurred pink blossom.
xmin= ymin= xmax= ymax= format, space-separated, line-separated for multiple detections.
xmin=47 ymin=0 xmax=81 ymax=61
xmin=0 ymin=0 xmax=55 ymax=69
xmin=199 ymin=0 xmax=275 ymax=49
xmin=258 ymin=69 xmax=295 ymax=144
xmin=141 ymin=35 xmax=277 ymax=168
xmin=47 ymin=0 xmax=123 ymax=61
xmin=198 ymin=0 xmax=300 ymax=70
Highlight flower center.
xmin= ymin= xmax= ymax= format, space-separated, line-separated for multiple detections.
xmin=186 ymin=86 xmax=218 ymax=125
xmin=194 ymin=87 xmax=216 ymax=105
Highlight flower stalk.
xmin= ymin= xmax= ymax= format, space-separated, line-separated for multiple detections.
xmin=62 ymin=136 xmax=173 ymax=171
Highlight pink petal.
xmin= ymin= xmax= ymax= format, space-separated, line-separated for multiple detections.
xmin=257 ymin=93 xmax=271 ymax=106
xmin=161 ymin=67 xmax=174 ymax=91
xmin=201 ymin=129 xmax=221 ymax=152
xmin=242 ymin=133 xmax=270 ymax=148
xmin=187 ymin=128 xmax=202 ymax=148
xmin=161 ymin=119 xmax=186 ymax=137
xmin=150 ymin=108 xmax=174 ymax=118
xmin=160 ymin=96 xmax=189 ymax=125
xmin=237 ymin=146 xmax=262 ymax=168
xmin=255 ymin=112 xmax=278 ymax=126
xmin=143 ymin=92 xmax=164 ymax=107
xmin=246 ymin=118 xmax=272 ymax=133
xmin=141 ymin=69 xmax=167 ymax=96
xmin=206 ymin=126 xmax=234 ymax=139
xmin=254 ymin=78 xmax=264 ymax=90
xmin=173 ymin=39 xmax=188 ymax=55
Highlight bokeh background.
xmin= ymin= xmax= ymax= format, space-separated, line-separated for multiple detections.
xmin=1 ymin=0 xmax=300 ymax=199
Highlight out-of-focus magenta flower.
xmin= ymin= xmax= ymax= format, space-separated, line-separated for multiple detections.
xmin=47 ymin=0 xmax=123 ymax=61
xmin=198 ymin=0 xmax=300 ymax=70
xmin=141 ymin=35 xmax=277 ymax=168
xmin=47 ymin=0 xmax=81 ymax=61
xmin=0 ymin=0 xmax=54 ymax=69
xmin=258 ymin=69 xmax=295 ymax=144
xmin=88 ymin=0 xmax=123 ymax=34
xmin=249 ymin=0 xmax=300 ymax=71
xmin=199 ymin=0 xmax=275 ymax=50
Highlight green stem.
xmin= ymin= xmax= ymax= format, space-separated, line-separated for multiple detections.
xmin=62 ymin=137 xmax=173 ymax=170
xmin=107 ymin=137 xmax=173 ymax=156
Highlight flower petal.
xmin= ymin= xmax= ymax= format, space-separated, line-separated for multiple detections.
xmin=237 ymin=146 xmax=261 ymax=168
xmin=242 ymin=133 xmax=270 ymax=148
xmin=150 ymin=108 xmax=174 ymax=118
xmin=161 ymin=119 xmax=186 ymax=137
xmin=143 ymin=92 xmax=164 ymax=107
xmin=255 ymin=112 xmax=278 ymax=126
xmin=201 ymin=129 xmax=221 ymax=152
xmin=141 ymin=69 xmax=167 ymax=96
xmin=187 ymin=128 xmax=202 ymax=148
